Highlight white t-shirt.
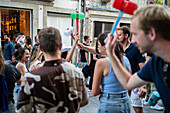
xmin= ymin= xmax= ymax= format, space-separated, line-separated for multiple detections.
xmin=17 ymin=36 xmax=25 ymax=48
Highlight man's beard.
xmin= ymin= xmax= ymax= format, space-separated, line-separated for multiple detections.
xmin=120 ymin=38 xmax=126 ymax=44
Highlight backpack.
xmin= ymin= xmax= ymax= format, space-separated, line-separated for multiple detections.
xmin=0 ymin=73 xmax=8 ymax=111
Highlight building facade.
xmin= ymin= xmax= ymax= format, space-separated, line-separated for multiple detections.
xmin=84 ymin=0 xmax=146 ymax=40
xmin=84 ymin=0 xmax=169 ymax=41
xmin=1 ymin=0 xmax=169 ymax=44
xmin=0 ymin=0 xmax=80 ymax=47
xmin=0 ymin=0 xmax=169 ymax=62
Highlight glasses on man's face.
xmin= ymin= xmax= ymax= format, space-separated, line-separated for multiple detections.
xmin=163 ymin=63 xmax=170 ymax=88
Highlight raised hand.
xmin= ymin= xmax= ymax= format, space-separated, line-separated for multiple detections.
xmin=77 ymin=43 xmax=84 ymax=50
xmin=74 ymin=35 xmax=80 ymax=43
xmin=106 ymin=33 xmax=118 ymax=57
xmin=66 ymin=35 xmax=80 ymax=62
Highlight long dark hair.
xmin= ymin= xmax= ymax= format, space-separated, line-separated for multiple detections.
xmin=114 ymin=41 xmax=123 ymax=64
xmin=15 ymin=47 xmax=29 ymax=61
xmin=0 ymin=48 xmax=4 ymax=75
xmin=95 ymin=33 xmax=108 ymax=54
xmin=96 ymin=32 xmax=123 ymax=63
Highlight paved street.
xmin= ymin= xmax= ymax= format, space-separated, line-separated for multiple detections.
xmin=79 ymin=89 xmax=164 ymax=113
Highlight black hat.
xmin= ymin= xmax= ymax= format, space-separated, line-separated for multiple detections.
xmin=17 ymin=32 xmax=24 ymax=36
xmin=4 ymin=33 xmax=11 ymax=37
xmin=20 ymin=32 xmax=24 ymax=35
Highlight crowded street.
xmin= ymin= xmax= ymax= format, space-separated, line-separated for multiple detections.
xmin=0 ymin=0 xmax=170 ymax=113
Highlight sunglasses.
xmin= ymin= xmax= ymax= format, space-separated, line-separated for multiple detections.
xmin=163 ymin=63 xmax=170 ymax=88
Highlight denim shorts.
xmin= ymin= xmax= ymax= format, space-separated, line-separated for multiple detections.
xmin=81 ymin=62 xmax=87 ymax=69
xmin=97 ymin=92 xmax=131 ymax=113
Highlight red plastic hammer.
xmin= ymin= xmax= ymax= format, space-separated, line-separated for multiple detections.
xmin=110 ymin=0 xmax=137 ymax=34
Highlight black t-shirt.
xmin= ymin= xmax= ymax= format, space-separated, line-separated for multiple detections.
xmin=124 ymin=43 xmax=146 ymax=74
xmin=147 ymin=53 xmax=153 ymax=57
xmin=80 ymin=43 xmax=88 ymax=62
xmin=137 ymin=55 xmax=170 ymax=112
xmin=89 ymin=54 xmax=98 ymax=70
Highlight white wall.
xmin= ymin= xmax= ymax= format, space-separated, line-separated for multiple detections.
xmin=53 ymin=0 xmax=79 ymax=10
xmin=47 ymin=14 xmax=72 ymax=46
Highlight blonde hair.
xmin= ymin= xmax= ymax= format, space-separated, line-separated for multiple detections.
xmin=133 ymin=4 xmax=170 ymax=40
xmin=0 ymin=48 xmax=4 ymax=74
xmin=28 ymin=46 xmax=42 ymax=69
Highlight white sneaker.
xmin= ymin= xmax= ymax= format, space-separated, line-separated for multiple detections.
xmin=143 ymin=101 xmax=149 ymax=106
xmin=150 ymin=103 xmax=164 ymax=111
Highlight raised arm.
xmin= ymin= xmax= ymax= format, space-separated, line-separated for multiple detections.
xmin=106 ymin=33 xmax=149 ymax=90
xmin=77 ymin=43 xmax=97 ymax=55
xmin=78 ymin=49 xmax=81 ymax=63
xmin=66 ymin=36 xmax=80 ymax=62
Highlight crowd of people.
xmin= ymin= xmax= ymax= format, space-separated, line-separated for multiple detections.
xmin=0 ymin=4 xmax=170 ymax=113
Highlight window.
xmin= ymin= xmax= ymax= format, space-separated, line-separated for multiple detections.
xmin=94 ymin=22 xmax=102 ymax=37
xmin=120 ymin=23 xmax=130 ymax=28
xmin=1 ymin=9 xmax=31 ymax=38
xmin=105 ymin=23 xmax=113 ymax=33
xmin=94 ymin=21 xmax=113 ymax=37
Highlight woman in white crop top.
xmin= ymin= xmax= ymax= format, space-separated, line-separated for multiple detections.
xmin=15 ymin=47 xmax=29 ymax=84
